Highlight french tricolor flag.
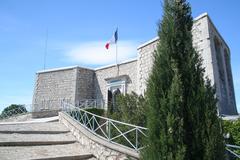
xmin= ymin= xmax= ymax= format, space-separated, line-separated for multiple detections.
xmin=105 ymin=28 xmax=118 ymax=49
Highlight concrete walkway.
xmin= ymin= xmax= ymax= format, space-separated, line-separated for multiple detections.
xmin=0 ymin=122 xmax=69 ymax=133
xmin=0 ymin=120 xmax=95 ymax=160
xmin=0 ymin=116 xmax=59 ymax=125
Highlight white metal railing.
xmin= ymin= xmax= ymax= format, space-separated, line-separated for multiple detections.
xmin=2 ymin=101 xmax=239 ymax=158
xmin=63 ymin=101 xmax=240 ymax=156
xmin=226 ymin=144 xmax=240 ymax=158
xmin=75 ymin=99 xmax=104 ymax=109
xmin=62 ymin=102 xmax=147 ymax=152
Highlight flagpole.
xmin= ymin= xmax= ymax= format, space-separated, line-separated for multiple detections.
xmin=116 ymin=40 xmax=119 ymax=76
xmin=43 ymin=28 xmax=48 ymax=70
xmin=116 ymin=41 xmax=118 ymax=65
xmin=116 ymin=28 xmax=119 ymax=76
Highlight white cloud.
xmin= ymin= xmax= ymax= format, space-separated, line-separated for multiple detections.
xmin=63 ymin=40 xmax=139 ymax=66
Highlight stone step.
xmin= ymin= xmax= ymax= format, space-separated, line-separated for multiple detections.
xmin=0 ymin=130 xmax=69 ymax=134
xmin=33 ymin=155 xmax=94 ymax=160
xmin=0 ymin=132 xmax=77 ymax=146
xmin=0 ymin=143 xmax=94 ymax=160
xmin=0 ymin=122 xmax=69 ymax=133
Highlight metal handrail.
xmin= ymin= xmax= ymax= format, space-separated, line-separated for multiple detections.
xmin=63 ymin=101 xmax=240 ymax=157
xmin=75 ymin=99 xmax=104 ymax=109
xmin=62 ymin=102 xmax=147 ymax=152
xmin=1 ymin=101 xmax=240 ymax=158
xmin=226 ymin=144 xmax=240 ymax=158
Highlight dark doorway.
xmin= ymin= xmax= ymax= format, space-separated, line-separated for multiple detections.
xmin=107 ymin=90 xmax=113 ymax=113
xmin=107 ymin=88 xmax=121 ymax=113
xmin=112 ymin=88 xmax=121 ymax=111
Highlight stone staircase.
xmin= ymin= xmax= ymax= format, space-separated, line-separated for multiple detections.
xmin=0 ymin=122 xmax=95 ymax=160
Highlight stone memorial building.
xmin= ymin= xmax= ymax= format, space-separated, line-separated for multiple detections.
xmin=32 ymin=13 xmax=238 ymax=115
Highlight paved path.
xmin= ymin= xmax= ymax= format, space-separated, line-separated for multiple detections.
xmin=0 ymin=121 xmax=95 ymax=160
xmin=0 ymin=122 xmax=69 ymax=133
xmin=0 ymin=143 xmax=93 ymax=160
xmin=0 ymin=116 xmax=59 ymax=125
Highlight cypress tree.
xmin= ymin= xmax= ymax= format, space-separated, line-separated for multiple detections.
xmin=141 ymin=0 xmax=225 ymax=159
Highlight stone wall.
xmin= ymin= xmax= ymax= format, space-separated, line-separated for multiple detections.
xmin=207 ymin=16 xmax=237 ymax=115
xmin=137 ymin=38 xmax=158 ymax=95
xmin=32 ymin=67 xmax=78 ymax=112
xmin=94 ymin=60 xmax=137 ymax=107
xmin=193 ymin=13 xmax=237 ymax=115
xmin=32 ymin=66 xmax=96 ymax=116
xmin=75 ymin=68 xmax=95 ymax=101
xmin=192 ymin=13 xmax=215 ymax=84
xmin=59 ymin=112 xmax=139 ymax=160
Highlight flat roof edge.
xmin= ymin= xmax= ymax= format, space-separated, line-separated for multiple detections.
xmin=137 ymin=37 xmax=159 ymax=50
xmin=37 ymin=66 xmax=79 ymax=74
xmin=37 ymin=59 xmax=138 ymax=74
xmin=137 ymin=13 xmax=209 ymax=50
xmin=95 ymin=58 xmax=137 ymax=71
xmin=37 ymin=65 xmax=94 ymax=74
xmin=193 ymin=12 xmax=208 ymax=21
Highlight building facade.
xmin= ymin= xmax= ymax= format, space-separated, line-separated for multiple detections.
xmin=32 ymin=13 xmax=238 ymax=115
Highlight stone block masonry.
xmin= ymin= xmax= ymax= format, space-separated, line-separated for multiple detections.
xmin=76 ymin=68 xmax=95 ymax=100
xmin=32 ymin=66 xmax=96 ymax=117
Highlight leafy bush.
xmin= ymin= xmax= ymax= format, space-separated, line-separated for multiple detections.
xmin=0 ymin=104 xmax=27 ymax=118
xmin=223 ymin=119 xmax=240 ymax=156
xmin=108 ymin=91 xmax=146 ymax=127
xmin=107 ymin=92 xmax=147 ymax=149
xmin=85 ymin=108 xmax=105 ymax=117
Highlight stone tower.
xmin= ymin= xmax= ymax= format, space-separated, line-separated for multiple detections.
xmin=137 ymin=13 xmax=237 ymax=115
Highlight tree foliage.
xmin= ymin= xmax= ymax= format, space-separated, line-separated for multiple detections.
xmin=141 ymin=0 xmax=225 ymax=159
xmin=223 ymin=119 xmax=240 ymax=156
xmin=107 ymin=92 xmax=147 ymax=149
xmin=108 ymin=91 xmax=146 ymax=127
xmin=1 ymin=104 xmax=27 ymax=118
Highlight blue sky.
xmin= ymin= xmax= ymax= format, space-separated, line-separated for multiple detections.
xmin=0 ymin=0 xmax=239 ymax=113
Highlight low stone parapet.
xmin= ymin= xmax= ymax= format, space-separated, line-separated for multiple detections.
xmin=59 ymin=112 xmax=139 ymax=160
xmin=31 ymin=110 xmax=60 ymax=118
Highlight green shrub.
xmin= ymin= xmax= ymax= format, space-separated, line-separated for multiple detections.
xmin=1 ymin=104 xmax=27 ymax=118
xmin=108 ymin=91 xmax=146 ymax=127
xmin=223 ymin=119 xmax=240 ymax=156
xmin=84 ymin=108 xmax=105 ymax=117
xmin=107 ymin=92 xmax=147 ymax=149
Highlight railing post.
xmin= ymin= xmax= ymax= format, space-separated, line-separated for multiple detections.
xmin=101 ymin=99 xmax=103 ymax=109
xmin=136 ymin=128 xmax=138 ymax=150
xmin=108 ymin=120 xmax=111 ymax=141
xmin=86 ymin=100 xmax=88 ymax=108
xmin=84 ymin=112 xmax=86 ymax=126
xmin=92 ymin=115 xmax=95 ymax=131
